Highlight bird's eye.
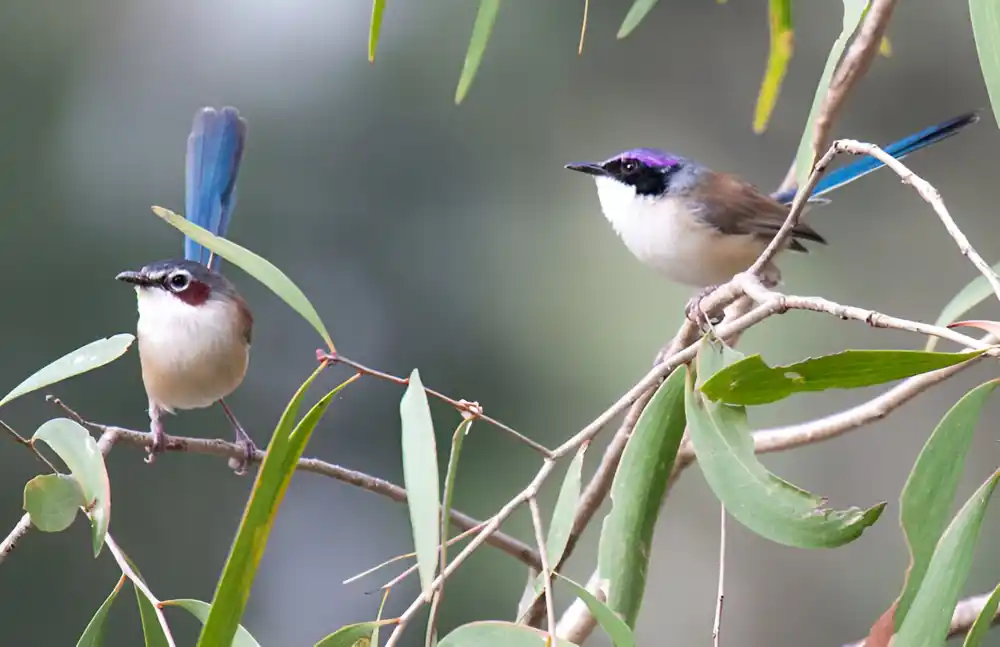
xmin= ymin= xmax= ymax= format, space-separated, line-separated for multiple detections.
xmin=620 ymin=159 xmax=638 ymax=173
xmin=168 ymin=272 xmax=190 ymax=291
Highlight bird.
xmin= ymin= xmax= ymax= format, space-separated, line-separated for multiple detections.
xmin=565 ymin=111 xmax=979 ymax=321
xmin=115 ymin=106 xmax=256 ymax=473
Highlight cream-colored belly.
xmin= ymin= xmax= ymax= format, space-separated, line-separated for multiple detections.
xmin=595 ymin=177 xmax=768 ymax=286
xmin=135 ymin=290 xmax=249 ymax=411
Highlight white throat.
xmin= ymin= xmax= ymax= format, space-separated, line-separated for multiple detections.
xmin=592 ymin=176 xmax=762 ymax=287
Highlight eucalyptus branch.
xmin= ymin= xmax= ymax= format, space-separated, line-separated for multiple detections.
xmin=44 ymin=399 xmax=544 ymax=572
xmin=528 ymin=497 xmax=557 ymax=646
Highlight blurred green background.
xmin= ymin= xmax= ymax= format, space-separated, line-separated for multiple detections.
xmin=1 ymin=0 xmax=998 ymax=645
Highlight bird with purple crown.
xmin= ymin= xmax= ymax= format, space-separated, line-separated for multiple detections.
xmin=116 ymin=107 xmax=256 ymax=473
xmin=566 ymin=112 xmax=979 ymax=321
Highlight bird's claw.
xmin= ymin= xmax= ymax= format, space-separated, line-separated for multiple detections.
xmin=684 ymin=284 xmax=724 ymax=332
xmin=228 ymin=433 xmax=258 ymax=476
xmin=145 ymin=424 xmax=166 ymax=464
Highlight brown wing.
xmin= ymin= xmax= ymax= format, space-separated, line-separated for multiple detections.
xmin=692 ymin=172 xmax=826 ymax=252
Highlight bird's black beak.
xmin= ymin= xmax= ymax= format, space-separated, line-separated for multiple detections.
xmin=115 ymin=270 xmax=154 ymax=287
xmin=564 ymin=162 xmax=608 ymax=177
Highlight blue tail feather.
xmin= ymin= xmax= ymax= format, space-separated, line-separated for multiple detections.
xmin=771 ymin=111 xmax=978 ymax=206
xmin=183 ymin=106 xmax=248 ymax=268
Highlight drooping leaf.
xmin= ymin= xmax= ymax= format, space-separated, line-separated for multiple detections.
xmin=194 ymin=365 xmax=358 ymax=647
xmin=555 ymin=573 xmax=637 ymax=647
xmin=162 ymin=599 xmax=260 ymax=647
xmin=963 ymin=583 xmax=1000 ymax=647
xmin=951 ymin=320 xmax=1000 ymax=339
xmin=440 ymin=417 xmax=473 ymax=568
xmin=926 ymin=267 xmax=1000 ymax=351
xmin=151 ymin=206 xmax=335 ymax=352
xmin=23 ymin=473 xmax=85 ymax=532
xmin=792 ymin=0 xmax=869 ymax=187
xmin=699 ymin=349 xmax=985 ymax=406
xmin=368 ymin=0 xmax=387 ymax=62
xmin=371 ymin=587 xmax=391 ymax=647
xmin=894 ymin=470 xmax=1000 ymax=647
xmin=753 ymin=0 xmax=794 ymax=134
xmin=32 ymin=418 xmax=111 ymax=555
xmin=545 ymin=442 xmax=586 ymax=566
xmin=399 ymin=369 xmax=440 ymax=598
xmin=76 ymin=574 xmax=127 ymax=647
xmin=597 ymin=365 xmax=687 ymax=628
xmin=895 ymin=380 xmax=999 ymax=628
xmin=313 ymin=620 xmax=397 ymax=647
xmin=970 ymin=0 xmax=1000 ymax=130
xmin=439 ymin=621 xmax=580 ymax=647
xmin=617 ymin=0 xmax=660 ymax=39
xmin=454 ymin=0 xmax=502 ymax=105
xmin=135 ymin=585 xmax=170 ymax=647
xmin=0 ymin=334 xmax=134 ymax=408
xmin=687 ymin=339 xmax=885 ymax=548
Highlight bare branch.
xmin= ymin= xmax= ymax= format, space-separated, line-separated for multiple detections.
xmin=528 ymin=497 xmax=557 ymax=646
xmin=713 ymin=504 xmax=726 ymax=647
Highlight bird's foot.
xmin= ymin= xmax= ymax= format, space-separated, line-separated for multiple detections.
xmin=145 ymin=420 xmax=166 ymax=464
xmin=220 ymin=399 xmax=256 ymax=475
xmin=684 ymin=284 xmax=724 ymax=332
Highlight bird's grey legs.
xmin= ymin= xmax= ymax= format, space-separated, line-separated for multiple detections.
xmin=684 ymin=283 xmax=725 ymax=329
xmin=220 ymin=398 xmax=257 ymax=475
xmin=146 ymin=400 xmax=166 ymax=463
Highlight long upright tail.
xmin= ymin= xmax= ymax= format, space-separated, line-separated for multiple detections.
xmin=771 ymin=111 xmax=979 ymax=206
xmin=184 ymin=106 xmax=248 ymax=268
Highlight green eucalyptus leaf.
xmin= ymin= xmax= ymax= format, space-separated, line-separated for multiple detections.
xmin=151 ymin=206 xmax=335 ymax=352
xmin=699 ymin=349 xmax=985 ymax=406
xmin=687 ymin=339 xmax=885 ymax=548
xmin=76 ymin=574 xmax=127 ymax=647
xmin=597 ymin=365 xmax=687 ymax=628
xmin=970 ymin=0 xmax=1000 ymax=131
xmin=753 ymin=0 xmax=794 ymax=134
xmin=0 ymin=334 xmax=134 ymax=408
xmin=23 ymin=473 xmax=85 ymax=533
xmin=894 ymin=470 xmax=1000 ymax=647
xmin=963 ymin=583 xmax=1000 ymax=647
xmin=162 ymin=599 xmax=260 ymax=647
xmin=555 ymin=573 xmax=637 ymax=647
xmin=617 ymin=0 xmax=660 ymax=39
xmin=399 ymin=369 xmax=440 ymax=598
xmin=439 ymin=621 xmax=580 ymax=647
xmin=313 ymin=620 xmax=397 ymax=647
xmin=368 ymin=0 xmax=387 ymax=62
xmin=32 ymin=418 xmax=111 ymax=555
xmin=454 ymin=0 xmax=501 ymax=104
xmin=546 ymin=442 xmax=586 ymax=566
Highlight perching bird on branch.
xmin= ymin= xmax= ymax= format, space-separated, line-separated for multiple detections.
xmin=116 ymin=107 xmax=256 ymax=473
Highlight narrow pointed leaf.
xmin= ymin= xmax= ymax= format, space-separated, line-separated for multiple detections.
xmin=195 ymin=365 xmax=358 ymax=647
xmin=454 ymin=0 xmax=501 ymax=104
xmin=970 ymin=0 xmax=1000 ymax=130
xmin=753 ymin=0 xmax=794 ymax=134
xmin=514 ymin=568 xmax=540 ymax=621
xmin=0 ymin=334 xmax=134 ymax=407
xmin=894 ymin=470 xmax=1000 ymax=647
xmin=440 ymin=417 xmax=472 ymax=568
xmin=617 ymin=0 xmax=660 ymax=39
xmin=792 ymin=0 xmax=869 ymax=187
xmin=688 ymin=340 xmax=885 ymax=547
xmin=371 ymin=587 xmax=391 ymax=647
xmin=963 ymin=583 xmax=1000 ymax=647
xmin=556 ymin=573 xmax=636 ymax=647
xmin=23 ymin=473 xmax=85 ymax=532
xmin=597 ymin=365 xmax=687 ymax=628
xmin=399 ymin=369 xmax=440 ymax=597
xmin=151 ymin=206 xmax=335 ymax=352
xmin=314 ymin=620 xmax=397 ymax=647
xmin=368 ymin=0 xmax=387 ymax=62
xmin=439 ymin=621 xmax=580 ymax=647
xmin=136 ymin=585 xmax=170 ymax=647
xmin=76 ymin=574 xmax=127 ymax=647
xmin=926 ymin=266 xmax=1000 ymax=351
xmin=162 ymin=599 xmax=260 ymax=647
xmin=895 ymin=380 xmax=999 ymax=627
xmin=546 ymin=442 xmax=586 ymax=566
xmin=33 ymin=418 xmax=111 ymax=555
xmin=699 ymin=349 xmax=985 ymax=405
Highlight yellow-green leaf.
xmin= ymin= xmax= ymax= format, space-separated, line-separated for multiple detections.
xmin=0 ymin=334 xmax=134 ymax=408
xmin=23 ymin=474 xmax=85 ymax=532
xmin=970 ymin=0 xmax=1000 ymax=130
xmin=753 ymin=0 xmax=794 ymax=134
xmin=162 ymin=599 xmax=260 ymax=647
xmin=440 ymin=621 xmax=580 ymax=647
xmin=151 ymin=206 xmax=335 ymax=352
xmin=963 ymin=583 xmax=1000 ymax=647
xmin=314 ymin=620 xmax=397 ymax=647
xmin=369 ymin=0 xmax=387 ymax=62
xmin=454 ymin=0 xmax=502 ymax=105
xmin=617 ymin=0 xmax=660 ymax=39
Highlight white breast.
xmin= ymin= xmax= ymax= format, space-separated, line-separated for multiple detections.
xmin=134 ymin=288 xmax=250 ymax=411
xmin=593 ymin=176 xmax=765 ymax=287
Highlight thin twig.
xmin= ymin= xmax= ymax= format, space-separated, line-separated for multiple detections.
xmin=0 ymin=420 xmax=58 ymax=472
xmin=106 ymin=533 xmax=177 ymax=647
xmin=47 ymin=397 xmax=542 ymax=571
xmin=528 ymin=496 xmax=557 ymax=647
xmin=713 ymin=504 xmax=726 ymax=647
xmin=318 ymin=351 xmax=553 ymax=459
xmin=833 ymin=138 xmax=1000 ymax=306
xmin=345 ymin=522 xmax=486 ymax=587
